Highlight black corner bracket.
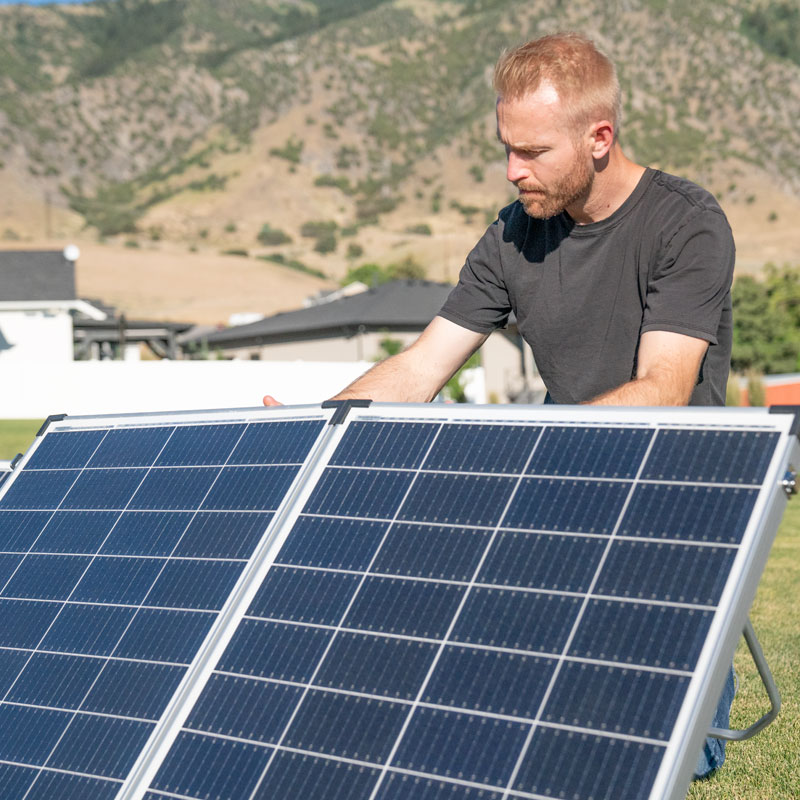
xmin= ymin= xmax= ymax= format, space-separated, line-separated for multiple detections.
xmin=769 ymin=405 xmax=800 ymax=437
xmin=10 ymin=453 xmax=23 ymax=470
xmin=36 ymin=414 xmax=68 ymax=437
xmin=321 ymin=399 xmax=373 ymax=425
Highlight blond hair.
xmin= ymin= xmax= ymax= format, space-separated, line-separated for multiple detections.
xmin=493 ymin=32 xmax=622 ymax=138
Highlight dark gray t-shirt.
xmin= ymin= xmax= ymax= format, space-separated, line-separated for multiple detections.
xmin=439 ymin=168 xmax=735 ymax=406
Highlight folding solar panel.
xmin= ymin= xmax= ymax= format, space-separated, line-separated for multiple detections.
xmin=0 ymin=402 xmax=795 ymax=800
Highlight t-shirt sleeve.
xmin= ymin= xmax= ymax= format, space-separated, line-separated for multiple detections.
xmin=641 ymin=207 xmax=734 ymax=344
xmin=438 ymin=218 xmax=512 ymax=334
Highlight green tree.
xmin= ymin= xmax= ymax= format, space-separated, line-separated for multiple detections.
xmin=731 ymin=272 xmax=800 ymax=374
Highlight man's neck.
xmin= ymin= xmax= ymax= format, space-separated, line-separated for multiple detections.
xmin=567 ymin=146 xmax=646 ymax=225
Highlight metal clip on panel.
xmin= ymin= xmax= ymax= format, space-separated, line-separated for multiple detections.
xmin=708 ymin=618 xmax=781 ymax=741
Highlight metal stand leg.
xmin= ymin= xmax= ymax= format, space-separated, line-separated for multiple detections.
xmin=708 ymin=617 xmax=781 ymax=741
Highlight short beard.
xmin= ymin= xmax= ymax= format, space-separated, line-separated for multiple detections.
xmin=518 ymin=150 xmax=594 ymax=220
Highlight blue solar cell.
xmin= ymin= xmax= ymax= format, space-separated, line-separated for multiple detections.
xmin=146 ymin=559 xmax=245 ymax=610
xmin=392 ymin=708 xmax=529 ymax=785
xmin=0 ymin=469 xmax=80 ymax=509
xmin=0 ymin=704 xmax=69 ymax=763
xmin=31 ymin=510 xmax=118 ymax=554
xmin=229 ymin=419 xmax=325 ymax=465
xmin=173 ymin=511 xmax=271 ymax=559
xmin=87 ymin=427 xmax=173 ymax=468
xmin=314 ymin=632 xmax=438 ymax=699
xmin=596 ymin=541 xmax=736 ymax=605
xmin=276 ymin=515 xmax=388 ymax=571
xmin=150 ymin=731 xmax=272 ymax=800
xmin=202 ymin=465 xmax=300 ymax=511
xmin=0 ymin=764 xmax=40 ymax=798
xmin=621 ymin=484 xmax=758 ymax=544
xmin=376 ymin=772 xmax=503 ymax=800
xmin=282 ymin=689 xmax=407 ymax=762
xmin=344 ymin=576 xmax=465 ymax=639
xmin=304 ymin=468 xmax=415 ymax=518
xmin=373 ymin=523 xmax=491 ymax=580
xmin=643 ymin=429 xmax=779 ymax=484
xmin=41 ymin=603 xmax=135 ymax=656
xmin=248 ymin=566 xmax=360 ymax=625
xmin=0 ymin=599 xmax=60 ymax=648
xmin=424 ymin=647 xmax=556 ymax=717
xmin=114 ymin=608 xmax=216 ymax=663
xmin=100 ymin=511 xmax=193 ymax=556
xmin=479 ymin=532 xmax=608 ymax=591
xmin=399 ymin=473 xmax=517 ymax=527
xmin=570 ymin=601 xmax=714 ymax=670
xmin=154 ymin=423 xmax=246 ymax=466
xmin=528 ymin=426 xmax=654 ymax=478
xmin=0 ymin=552 xmax=23 ymax=585
xmin=513 ymin=727 xmax=664 ymax=800
xmin=422 ymin=423 xmax=541 ymax=474
xmin=185 ymin=675 xmax=301 ymax=742
xmin=24 ymin=430 xmax=106 ymax=470
xmin=453 ymin=590 xmax=581 ymax=652
xmin=72 ymin=556 xmax=164 ymax=604
xmin=23 ymin=771 xmax=121 ymax=800
xmin=0 ymin=648 xmax=29 ymax=695
xmin=544 ymin=661 xmax=689 ymax=740
xmin=329 ymin=421 xmax=439 ymax=469
xmin=47 ymin=714 xmax=154 ymax=779
xmin=0 ymin=510 xmax=54 ymax=551
xmin=129 ymin=467 xmax=218 ymax=511
xmin=2 ymin=553 xmax=88 ymax=600
xmin=218 ymin=620 xmax=333 ymax=682
xmin=63 ymin=468 xmax=147 ymax=510
xmin=7 ymin=652 xmax=103 ymax=709
xmin=504 ymin=477 xmax=631 ymax=533
xmin=83 ymin=660 xmax=185 ymax=719
xmin=252 ymin=751 xmax=380 ymax=800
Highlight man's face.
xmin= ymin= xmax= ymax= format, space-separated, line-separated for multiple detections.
xmin=496 ymin=85 xmax=594 ymax=220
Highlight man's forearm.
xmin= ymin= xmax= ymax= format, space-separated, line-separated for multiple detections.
xmin=588 ymin=372 xmax=694 ymax=406
xmin=331 ymin=349 xmax=449 ymax=403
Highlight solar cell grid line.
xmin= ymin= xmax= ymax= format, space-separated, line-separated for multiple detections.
xmin=0 ymin=408 xmax=333 ymax=800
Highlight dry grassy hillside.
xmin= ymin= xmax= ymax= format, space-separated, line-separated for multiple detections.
xmin=1 ymin=0 xmax=799 ymax=322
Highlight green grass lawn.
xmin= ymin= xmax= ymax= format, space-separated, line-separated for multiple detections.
xmin=687 ymin=499 xmax=800 ymax=800
xmin=0 ymin=420 xmax=796 ymax=797
xmin=0 ymin=419 xmax=43 ymax=461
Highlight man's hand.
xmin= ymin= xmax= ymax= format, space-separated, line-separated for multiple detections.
xmin=263 ymin=395 xmax=282 ymax=407
xmin=589 ymin=330 xmax=709 ymax=406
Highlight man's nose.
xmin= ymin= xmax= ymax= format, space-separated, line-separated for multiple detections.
xmin=506 ymin=151 xmax=529 ymax=184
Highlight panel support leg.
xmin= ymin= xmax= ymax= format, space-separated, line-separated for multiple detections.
xmin=708 ymin=617 xmax=781 ymax=741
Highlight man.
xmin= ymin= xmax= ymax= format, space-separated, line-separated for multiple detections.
xmin=265 ymin=32 xmax=735 ymax=776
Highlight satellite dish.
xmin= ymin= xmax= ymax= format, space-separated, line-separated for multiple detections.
xmin=63 ymin=244 xmax=80 ymax=262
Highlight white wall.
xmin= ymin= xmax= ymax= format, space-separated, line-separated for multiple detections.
xmin=0 ymin=311 xmax=73 ymax=363
xmin=0 ymin=360 xmax=374 ymax=419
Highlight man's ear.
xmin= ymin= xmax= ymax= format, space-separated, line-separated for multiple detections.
xmin=589 ymin=120 xmax=615 ymax=158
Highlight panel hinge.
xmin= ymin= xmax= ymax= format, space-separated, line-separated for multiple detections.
xmin=782 ymin=467 xmax=797 ymax=499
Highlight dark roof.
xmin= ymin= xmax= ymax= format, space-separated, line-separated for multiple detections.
xmin=194 ymin=280 xmax=456 ymax=348
xmin=0 ymin=250 xmax=76 ymax=302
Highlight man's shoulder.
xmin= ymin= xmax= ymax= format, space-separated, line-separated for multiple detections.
xmin=645 ymin=169 xmax=726 ymax=217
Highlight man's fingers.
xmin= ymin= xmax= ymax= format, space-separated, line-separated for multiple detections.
xmin=262 ymin=395 xmax=283 ymax=407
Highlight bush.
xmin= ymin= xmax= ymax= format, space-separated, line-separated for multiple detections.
xmin=405 ymin=223 xmax=432 ymax=236
xmin=269 ymin=135 xmax=304 ymax=164
xmin=257 ymin=224 xmax=291 ymax=246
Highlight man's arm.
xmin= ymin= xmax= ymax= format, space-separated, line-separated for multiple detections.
xmin=331 ymin=316 xmax=488 ymax=403
xmin=588 ymin=330 xmax=709 ymax=406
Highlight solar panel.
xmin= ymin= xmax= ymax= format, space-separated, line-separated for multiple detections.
xmin=0 ymin=403 xmax=795 ymax=800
